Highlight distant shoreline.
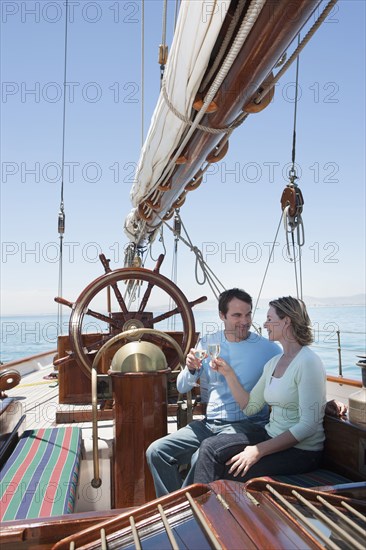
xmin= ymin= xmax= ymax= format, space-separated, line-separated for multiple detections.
xmin=195 ymin=295 xmax=366 ymax=310
xmin=1 ymin=302 xmax=365 ymax=318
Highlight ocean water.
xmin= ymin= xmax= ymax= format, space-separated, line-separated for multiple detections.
xmin=1 ymin=305 xmax=365 ymax=380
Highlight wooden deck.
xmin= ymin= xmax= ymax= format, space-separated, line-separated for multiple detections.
xmin=5 ymin=363 xmax=59 ymax=430
xmin=3 ymin=361 xmax=112 ymax=432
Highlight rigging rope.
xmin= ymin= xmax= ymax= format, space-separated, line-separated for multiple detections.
xmin=168 ymin=210 xmax=181 ymax=330
xmin=57 ymin=0 xmax=70 ymax=336
xmin=255 ymin=0 xmax=339 ymax=104
xmin=123 ymin=245 xmax=147 ymax=309
xmin=149 ymin=226 xmax=167 ymax=262
xmin=174 ymin=0 xmax=180 ymax=31
xmin=290 ymin=35 xmax=300 ymax=180
xmin=141 ymin=0 xmax=145 ymax=146
xmin=199 ymin=0 xmax=248 ymax=92
xmin=161 ymin=211 xmax=226 ymax=300
xmin=284 ymin=34 xmax=304 ymax=301
xmin=252 ymin=212 xmax=283 ymax=322
xmin=291 ymin=229 xmax=300 ymax=298
xmin=161 ymin=0 xmax=168 ymax=50
xmin=253 ymin=4 xmax=330 ymax=310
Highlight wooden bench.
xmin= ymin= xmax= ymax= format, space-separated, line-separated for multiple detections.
xmin=270 ymin=415 xmax=366 ymax=488
xmin=0 ymin=426 xmax=82 ymax=521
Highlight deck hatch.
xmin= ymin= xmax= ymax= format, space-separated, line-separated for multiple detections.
xmin=266 ymin=483 xmax=366 ymax=550
xmin=52 ymin=480 xmax=366 ymax=549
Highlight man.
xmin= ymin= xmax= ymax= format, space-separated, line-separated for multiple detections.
xmin=146 ymin=288 xmax=281 ymax=497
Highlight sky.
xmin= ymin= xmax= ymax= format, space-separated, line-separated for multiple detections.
xmin=0 ymin=0 xmax=365 ymax=316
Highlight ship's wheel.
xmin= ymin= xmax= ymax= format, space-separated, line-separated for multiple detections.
xmin=55 ymin=254 xmax=206 ymax=376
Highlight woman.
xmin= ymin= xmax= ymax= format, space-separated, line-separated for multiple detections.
xmin=193 ymin=296 xmax=327 ymax=484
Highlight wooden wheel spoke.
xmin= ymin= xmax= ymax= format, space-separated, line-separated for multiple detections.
xmin=83 ymin=339 xmax=105 ymax=353
xmin=138 ymin=282 xmax=155 ymax=314
xmin=149 ymin=306 xmax=181 ymax=325
xmin=55 ymin=296 xmax=123 ymax=329
xmin=84 ymin=337 xmax=120 ymax=354
xmin=149 ymin=296 xmax=207 ymax=326
xmin=137 ymin=255 xmax=164 ymax=313
xmin=53 ymin=354 xmax=74 ymax=367
xmin=99 ymin=253 xmax=128 ymax=314
xmin=85 ymin=308 xmax=123 ymax=330
xmin=109 ymin=282 xmax=129 ymax=314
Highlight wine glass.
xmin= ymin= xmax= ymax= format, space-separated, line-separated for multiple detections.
xmin=207 ymin=344 xmax=221 ymax=385
xmin=207 ymin=344 xmax=220 ymax=361
xmin=188 ymin=349 xmax=207 ymax=387
xmin=194 ymin=349 xmax=207 ymax=361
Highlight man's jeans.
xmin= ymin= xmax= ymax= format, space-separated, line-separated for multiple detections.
xmin=145 ymin=418 xmax=263 ymax=497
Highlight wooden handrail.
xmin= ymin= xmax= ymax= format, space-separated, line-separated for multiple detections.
xmin=326 ymin=375 xmax=362 ymax=388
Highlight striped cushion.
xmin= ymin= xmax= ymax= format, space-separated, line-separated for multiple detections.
xmin=0 ymin=427 xmax=81 ymax=521
xmin=269 ymin=468 xmax=351 ymax=488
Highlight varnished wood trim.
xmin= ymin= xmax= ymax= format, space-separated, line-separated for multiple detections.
xmin=327 ymin=375 xmax=362 ymax=388
xmin=0 ymin=350 xmax=56 ymax=370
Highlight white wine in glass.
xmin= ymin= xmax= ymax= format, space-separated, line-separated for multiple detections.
xmin=207 ymin=344 xmax=221 ymax=385
xmin=207 ymin=344 xmax=220 ymax=361
xmin=194 ymin=350 xmax=207 ymax=360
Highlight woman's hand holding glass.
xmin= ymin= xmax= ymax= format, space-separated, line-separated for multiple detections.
xmin=210 ymin=357 xmax=232 ymax=381
xmin=207 ymin=344 xmax=223 ymax=385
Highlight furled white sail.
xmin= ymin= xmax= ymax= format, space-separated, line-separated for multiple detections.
xmin=124 ymin=0 xmax=229 ymax=241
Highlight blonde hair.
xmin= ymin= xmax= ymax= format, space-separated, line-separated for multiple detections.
xmin=269 ymin=296 xmax=313 ymax=346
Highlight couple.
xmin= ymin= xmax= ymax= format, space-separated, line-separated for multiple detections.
xmin=146 ymin=288 xmax=334 ymax=495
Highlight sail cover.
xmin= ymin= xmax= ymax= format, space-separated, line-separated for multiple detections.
xmin=125 ymin=0 xmax=229 ymax=240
